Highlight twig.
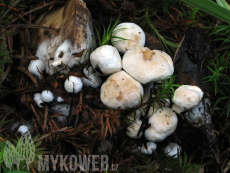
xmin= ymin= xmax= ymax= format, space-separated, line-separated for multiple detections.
xmin=34 ymin=127 xmax=69 ymax=142
xmin=0 ymin=1 xmax=21 ymax=20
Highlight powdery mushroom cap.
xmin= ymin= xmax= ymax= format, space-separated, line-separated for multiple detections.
xmin=28 ymin=59 xmax=45 ymax=79
xmin=172 ymin=85 xmax=203 ymax=114
xmin=145 ymin=107 xmax=178 ymax=142
xmin=138 ymin=142 xmax=157 ymax=154
xmin=164 ymin=143 xmax=182 ymax=158
xmin=100 ymin=71 xmax=144 ymax=109
xmin=90 ymin=45 xmax=122 ymax=75
xmin=122 ymin=47 xmax=174 ymax=84
xmin=41 ymin=90 xmax=54 ymax=102
xmin=82 ymin=66 xmax=102 ymax=88
xmin=64 ymin=76 xmax=83 ymax=93
xmin=34 ymin=93 xmax=44 ymax=108
xmin=111 ymin=22 xmax=145 ymax=54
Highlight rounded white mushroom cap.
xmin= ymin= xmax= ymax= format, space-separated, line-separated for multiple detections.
xmin=126 ymin=115 xmax=143 ymax=138
xmin=57 ymin=96 xmax=64 ymax=102
xmin=145 ymin=107 xmax=178 ymax=142
xmin=90 ymin=45 xmax=122 ymax=75
xmin=34 ymin=93 xmax=44 ymax=108
xmin=164 ymin=143 xmax=182 ymax=158
xmin=64 ymin=76 xmax=83 ymax=93
xmin=41 ymin=90 xmax=54 ymax=102
xmin=111 ymin=22 xmax=145 ymax=54
xmin=138 ymin=142 xmax=157 ymax=154
xmin=28 ymin=59 xmax=45 ymax=79
xmin=122 ymin=47 xmax=174 ymax=84
xmin=18 ymin=125 xmax=29 ymax=135
xmin=82 ymin=66 xmax=102 ymax=88
xmin=100 ymin=71 xmax=144 ymax=109
xmin=172 ymin=85 xmax=203 ymax=114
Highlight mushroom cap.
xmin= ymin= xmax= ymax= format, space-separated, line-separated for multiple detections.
xmin=34 ymin=93 xmax=44 ymax=108
xmin=126 ymin=117 xmax=143 ymax=138
xmin=18 ymin=125 xmax=29 ymax=135
xmin=41 ymin=90 xmax=54 ymax=102
xmin=90 ymin=45 xmax=122 ymax=75
xmin=28 ymin=59 xmax=45 ymax=79
xmin=111 ymin=22 xmax=145 ymax=53
xmin=82 ymin=67 xmax=102 ymax=88
xmin=64 ymin=76 xmax=83 ymax=93
xmin=138 ymin=142 xmax=157 ymax=154
xmin=164 ymin=143 xmax=182 ymax=158
xmin=145 ymin=107 xmax=178 ymax=142
xmin=184 ymin=103 xmax=204 ymax=126
xmin=172 ymin=85 xmax=203 ymax=113
xmin=57 ymin=96 xmax=64 ymax=102
xmin=100 ymin=71 xmax=144 ymax=109
xmin=122 ymin=47 xmax=174 ymax=84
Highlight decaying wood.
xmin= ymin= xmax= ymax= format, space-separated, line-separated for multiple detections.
xmin=173 ymin=27 xmax=217 ymax=160
xmin=31 ymin=0 xmax=94 ymax=64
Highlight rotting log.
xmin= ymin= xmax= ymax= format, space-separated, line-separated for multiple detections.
xmin=173 ymin=28 xmax=217 ymax=160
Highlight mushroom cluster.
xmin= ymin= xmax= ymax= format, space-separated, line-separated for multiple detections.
xmin=29 ymin=18 xmax=205 ymax=155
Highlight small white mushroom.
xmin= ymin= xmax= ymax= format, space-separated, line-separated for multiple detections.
xmin=35 ymin=40 xmax=55 ymax=75
xmin=111 ymin=22 xmax=145 ymax=53
xmin=164 ymin=143 xmax=182 ymax=158
xmin=184 ymin=103 xmax=204 ymax=126
xmin=57 ymin=96 xmax=64 ymax=102
xmin=33 ymin=93 xmax=44 ymax=108
xmin=52 ymin=40 xmax=79 ymax=74
xmin=145 ymin=107 xmax=178 ymax=142
xmin=11 ymin=122 xmax=33 ymax=136
xmin=172 ymin=85 xmax=203 ymax=114
xmin=28 ymin=59 xmax=45 ymax=79
xmin=82 ymin=66 xmax=102 ymax=88
xmin=100 ymin=71 xmax=144 ymax=109
xmin=90 ymin=45 xmax=122 ymax=75
xmin=138 ymin=142 xmax=157 ymax=154
xmin=64 ymin=76 xmax=83 ymax=93
xmin=41 ymin=90 xmax=54 ymax=102
xmin=126 ymin=115 xmax=143 ymax=138
xmin=122 ymin=47 xmax=174 ymax=84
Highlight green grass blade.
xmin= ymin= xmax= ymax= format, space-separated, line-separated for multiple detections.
xmin=182 ymin=0 xmax=230 ymax=24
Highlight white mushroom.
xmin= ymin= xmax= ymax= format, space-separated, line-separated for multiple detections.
xmin=41 ymin=90 xmax=54 ymax=103
xmin=57 ymin=96 xmax=64 ymax=102
xmin=28 ymin=59 xmax=45 ymax=80
xmin=126 ymin=114 xmax=143 ymax=138
xmin=82 ymin=66 xmax=102 ymax=88
xmin=138 ymin=142 xmax=157 ymax=154
xmin=35 ymin=40 xmax=55 ymax=75
xmin=145 ymin=107 xmax=178 ymax=142
xmin=164 ymin=143 xmax=182 ymax=158
xmin=90 ymin=45 xmax=122 ymax=75
xmin=172 ymin=85 xmax=203 ymax=114
xmin=33 ymin=93 xmax=44 ymax=108
xmin=122 ymin=47 xmax=174 ymax=84
xmin=184 ymin=103 xmax=204 ymax=126
xmin=64 ymin=76 xmax=83 ymax=93
xmin=100 ymin=71 xmax=144 ymax=109
xmin=111 ymin=22 xmax=145 ymax=53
